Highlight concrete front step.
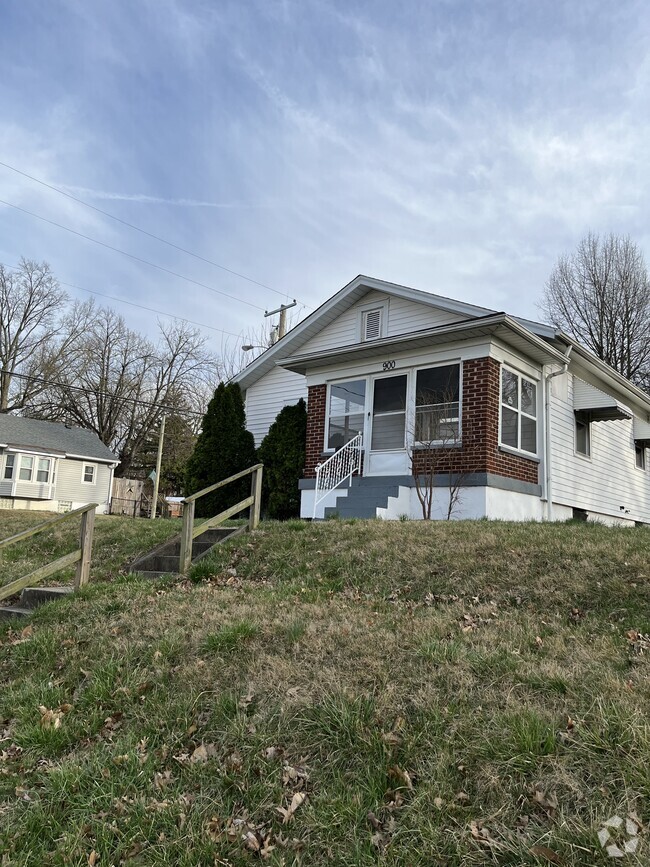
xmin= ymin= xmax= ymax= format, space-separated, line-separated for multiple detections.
xmin=324 ymin=483 xmax=402 ymax=519
xmin=0 ymin=605 xmax=33 ymax=620
xmin=129 ymin=526 xmax=240 ymax=575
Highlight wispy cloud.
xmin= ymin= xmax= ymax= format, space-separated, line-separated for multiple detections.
xmin=61 ymin=185 xmax=274 ymax=209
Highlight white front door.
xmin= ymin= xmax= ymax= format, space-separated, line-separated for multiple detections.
xmin=366 ymin=373 xmax=410 ymax=476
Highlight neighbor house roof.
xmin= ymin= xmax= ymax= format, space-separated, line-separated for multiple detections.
xmin=233 ymin=274 xmax=560 ymax=391
xmin=0 ymin=415 xmax=118 ymax=463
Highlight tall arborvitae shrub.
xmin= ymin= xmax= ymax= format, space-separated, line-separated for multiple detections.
xmin=184 ymin=382 xmax=257 ymax=518
xmin=258 ymin=399 xmax=307 ymax=520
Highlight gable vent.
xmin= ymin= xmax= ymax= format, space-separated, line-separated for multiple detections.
xmin=363 ymin=308 xmax=382 ymax=341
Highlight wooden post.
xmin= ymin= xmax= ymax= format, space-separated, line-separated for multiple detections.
xmin=249 ymin=466 xmax=263 ymax=531
xmin=75 ymin=507 xmax=96 ymax=590
xmin=179 ymin=499 xmax=195 ymax=575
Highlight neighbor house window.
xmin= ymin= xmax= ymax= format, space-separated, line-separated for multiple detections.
xmin=635 ymin=444 xmax=646 ymax=470
xmin=327 ymin=380 xmax=366 ymax=451
xmin=82 ymin=464 xmax=96 ymax=484
xmin=415 ymin=364 xmax=460 ymax=444
xmin=19 ymin=455 xmax=34 ymax=481
xmin=500 ymin=368 xmax=537 ymax=454
xmin=36 ymin=458 xmax=51 ymax=483
xmin=3 ymin=454 xmax=15 ymax=480
xmin=575 ymin=414 xmax=591 ymax=457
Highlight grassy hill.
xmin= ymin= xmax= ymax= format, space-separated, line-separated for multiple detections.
xmin=1 ymin=519 xmax=649 ymax=865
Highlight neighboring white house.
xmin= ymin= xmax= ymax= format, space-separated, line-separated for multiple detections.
xmin=0 ymin=416 xmax=119 ymax=514
xmin=234 ymin=275 xmax=650 ymax=525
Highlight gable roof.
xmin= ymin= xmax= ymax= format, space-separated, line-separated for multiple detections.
xmin=0 ymin=415 xmax=118 ymax=463
xmin=233 ymin=274 xmax=558 ymax=391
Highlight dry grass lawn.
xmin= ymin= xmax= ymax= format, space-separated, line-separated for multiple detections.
xmin=1 ymin=518 xmax=649 ymax=865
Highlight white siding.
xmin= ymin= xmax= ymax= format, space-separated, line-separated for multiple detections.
xmin=55 ymin=458 xmax=112 ymax=509
xmin=550 ymin=373 xmax=650 ymax=523
xmin=245 ymin=366 xmax=308 ymax=446
xmin=299 ymin=290 xmax=467 ymax=354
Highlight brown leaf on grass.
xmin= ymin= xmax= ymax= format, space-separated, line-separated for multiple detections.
xmin=470 ymin=820 xmax=502 ymax=848
xmin=388 ymin=765 xmax=414 ymax=790
xmin=531 ymin=788 xmax=558 ymax=817
xmin=87 ymin=852 xmax=99 ymax=866
xmin=530 ymin=845 xmax=563 ymax=864
xmin=455 ymin=791 xmax=470 ymax=803
xmin=282 ymin=762 xmax=309 ymax=790
xmin=189 ymin=743 xmax=216 ymax=764
xmin=153 ymin=770 xmax=173 ymax=790
xmin=38 ymin=706 xmax=64 ymax=729
xmin=277 ymin=791 xmax=307 ymax=823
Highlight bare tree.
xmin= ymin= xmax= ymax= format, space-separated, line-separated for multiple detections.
xmin=27 ymin=302 xmax=219 ymax=475
xmin=542 ymin=233 xmax=650 ymax=388
xmin=410 ymin=379 xmax=466 ymax=520
xmin=0 ymin=259 xmax=79 ymax=411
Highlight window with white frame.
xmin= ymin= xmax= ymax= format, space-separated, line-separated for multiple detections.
xmin=3 ymin=454 xmax=15 ymax=480
xmin=500 ymin=368 xmax=537 ymax=454
xmin=36 ymin=458 xmax=51 ymax=483
xmin=19 ymin=455 xmax=34 ymax=481
xmin=575 ymin=413 xmax=591 ymax=457
xmin=326 ymin=380 xmax=366 ymax=450
xmin=635 ymin=444 xmax=646 ymax=470
xmin=82 ymin=463 xmax=96 ymax=484
xmin=415 ymin=364 xmax=460 ymax=444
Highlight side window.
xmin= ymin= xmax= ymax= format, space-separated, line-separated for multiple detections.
xmin=635 ymin=444 xmax=646 ymax=470
xmin=500 ymin=368 xmax=537 ymax=454
xmin=82 ymin=464 xmax=96 ymax=484
xmin=19 ymin=455 xmax=34 ymax=481
xmin=3 ymin=454 xmax=15 ymax=480
xmin=575 ymin=414 xmax=591 ymax=457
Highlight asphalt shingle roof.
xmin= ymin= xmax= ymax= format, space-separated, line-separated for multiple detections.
xmin=0 ymin=415 xmax=118 ymax=463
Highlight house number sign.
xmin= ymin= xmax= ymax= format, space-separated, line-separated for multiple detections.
xmin=382 ymin=360 xmax=396 ymax=370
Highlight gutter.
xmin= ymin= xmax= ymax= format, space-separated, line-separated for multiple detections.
xmin=544 ymin=347 xmax=572 ymax=521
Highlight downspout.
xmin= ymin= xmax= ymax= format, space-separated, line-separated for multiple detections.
xmin=544 ymin=347 xmax=572 ymax=521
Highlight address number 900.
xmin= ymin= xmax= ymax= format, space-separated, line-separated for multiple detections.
xmin=382 ymin=360 xmax=396 ymax=371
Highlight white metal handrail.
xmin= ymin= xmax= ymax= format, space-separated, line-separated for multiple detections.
xmin=313 ymin=433 xmax=363 ymax=518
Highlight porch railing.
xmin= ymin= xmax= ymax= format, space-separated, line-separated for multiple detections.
xmin=313 ymin=433 xmax=363 ymax=519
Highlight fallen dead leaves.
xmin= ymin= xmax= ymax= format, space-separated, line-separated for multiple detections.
xmin=38 ymin=703 xmax=72 ymax=729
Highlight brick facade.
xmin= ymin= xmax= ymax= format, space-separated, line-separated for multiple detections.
xmin=304 ymin=384 xmax=327 ymax=478
xmin=304 ymin=357 xmax=539 ymax=486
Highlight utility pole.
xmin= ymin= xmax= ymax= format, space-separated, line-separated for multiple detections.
xmin=264 ymin=300 xmax=297 ymax=341
xmin=150 ymin=414 xmax=166 ymax=519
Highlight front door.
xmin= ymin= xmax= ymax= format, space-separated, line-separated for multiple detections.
xmin=366 ymin=373 xmax=410 ymax=476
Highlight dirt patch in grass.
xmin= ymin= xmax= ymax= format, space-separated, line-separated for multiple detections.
xmin=1 ymin=519 xmax=649 ymax=865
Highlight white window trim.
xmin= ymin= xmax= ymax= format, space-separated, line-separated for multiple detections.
xmin=574 ymin=413 xmax=592 ymax=461
xmin=357 ymin=299 xmax=388 ymax=342
xmin=635 ymin=444 xmax=646 ymax=471
xmin=81 ymin=462 xmax=97 ymax=485
xmin=2 ymin=453 xmax=16 ymax=481
xmin=499 ymin=365 xmax=539 ymax=457
xmin=368 ymin=370 xmax=409 ymax=452
xmin=2 ymin=451 xmax=55 ymax=491
xmin=323 ymin=376 xmax=369 ymax=454
xmin=411 ymin=361 xmax=462 ymax=449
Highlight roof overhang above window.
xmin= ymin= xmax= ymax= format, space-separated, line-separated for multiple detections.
xmin=633 ymin=416 xmax=650 ymax=447
xmin=573 ymin=379 xmax=633 ymax=422
xmin=277 ymin=314 xmax=570 ymax=375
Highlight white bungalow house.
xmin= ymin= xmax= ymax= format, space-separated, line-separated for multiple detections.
xmin=234 ymin=276 xmax=650 ymax=525
xmin=0 ymin=416 xmax=118 ymax=514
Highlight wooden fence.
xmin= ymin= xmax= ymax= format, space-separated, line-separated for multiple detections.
xmin=0 ymin=503 xmax=97 ymax=603
xmin=179 ymin=464 xmax=263 ymax=575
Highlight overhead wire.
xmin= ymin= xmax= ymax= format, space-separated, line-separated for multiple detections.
xmin=0 ymin=160 xmax=313 ymax=309
xmin=0 ymin=197 xmax=266 ymax=311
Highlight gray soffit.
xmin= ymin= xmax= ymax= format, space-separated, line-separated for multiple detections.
xmin=277 ymin=314 xmax=570 ymax=374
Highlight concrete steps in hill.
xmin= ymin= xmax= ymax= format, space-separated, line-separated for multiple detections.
xmin=323 ymin=477 xmax=404 ymax=519
xmin=0 ymin=586 xmax=74 ymax=620
xmin=128 ymin=526 xmax=239 ymax=579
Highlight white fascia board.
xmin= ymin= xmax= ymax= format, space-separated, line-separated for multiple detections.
xmin=65 ymin=452 xmax=120 ymax=465
xmin=5 ymin=447 xmax=65 ymax=458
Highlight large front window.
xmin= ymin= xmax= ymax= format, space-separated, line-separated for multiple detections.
xmin=327 ymin=380 xmax=366 ymax=450
xmin=415 ymin=364 xmax=460 ymax=443
xmin=501 ymin=368 xmax=537 ymax=454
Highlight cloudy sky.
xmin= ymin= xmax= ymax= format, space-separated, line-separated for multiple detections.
xmin=1 ymin=0 xmax=649 ymax=350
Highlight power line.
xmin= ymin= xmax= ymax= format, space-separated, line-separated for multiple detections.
xmin=56 ymin=277 xmax=245 ymax=340
xmin=0 ymin=160 xmax=312 ymax=309
xmin=5 ymin=369 xmax=203 ymax=416
xmin=0 ymin=198 xmax=266 ymax=311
